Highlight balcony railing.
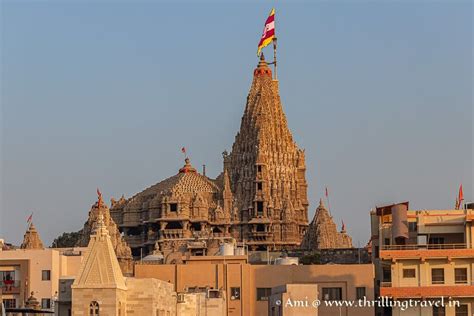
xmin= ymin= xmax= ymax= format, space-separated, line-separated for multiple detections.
xmin=1 ymin=280 xmax=21 ymax=294
xmin=380 ymin=281 xmax=474 ymax=288
xmin=382 ymin=243 xmax=467 ymax=250
xmin=162 ymin=229 xmax=184 ymax=239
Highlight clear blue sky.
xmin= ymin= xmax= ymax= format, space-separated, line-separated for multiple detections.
xmin=1 ymin=1 xmax=472 ymax=246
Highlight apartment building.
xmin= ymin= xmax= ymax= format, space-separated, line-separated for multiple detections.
xmin=136 ymin=255 xmax=375 ymax=316
xmin=370 ymin=202 xmax=474 ymax=316
xmin=0 ymin=247 xmax=84 ymax=311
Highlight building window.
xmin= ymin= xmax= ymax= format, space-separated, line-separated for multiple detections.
xmin=384 ymin=238 xmax=390 ymax=246
xmin=429 ymin=237 xmax=445 ymax=246
xmin=403 ymin=269 xmax=416 ymax=278
xmin=230 ymin=287 xmax=240 ymax=300
xmin=322 ymin=288 xmax=342 ymax=301
xmin=1 ymin=271 xmax=15 ymax=282
xmin=455 ymin=268 xmax=468 ymax=284
xmin=41 ymin=298 xmax=51 ymax=309
xmin=42 ymin=270 xmax=51 ymax=281
xmin=257 ymin=202 xmax=264 ymax=215
xmin=257 ymin=182 xmax=263 ymax=191
xmin=431 ymin=268 xmax=444 ymax=284
xmin=382 ymin=268 xmax=391 ymax=282
xmin=433 ymin=306 xmax=446 ymax=316
xmin=170 ymin=203 xmax=178 ymax=212
xmin=89 ymin=301 xmax=100 ymax=316
xmin=356 ymin=287 xmax=366 ymax=300
xmin=257 ymin=165 xmax=262 ymax=173
xmin=455 ymin=305 xmax=468 ymax=316
xmin=2 ymin=299 xmax=16 ymax=308
xmin=256 ymin=288 xmax=272 ymax=301
xmin=408 ymin=222 xmax=417 ymax=232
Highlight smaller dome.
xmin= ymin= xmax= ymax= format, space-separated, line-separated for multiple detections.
xmin=142 ymin=253 xmax=164 ymax=262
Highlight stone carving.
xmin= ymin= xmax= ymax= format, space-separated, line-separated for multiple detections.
xmin=110 ymin=158 xmax=234 ymax=258
xmin=107 ymin=55 xmax=353 ymax=256
xmin=20 ymin=222 xmax=44 ymax=250
xmin=301 ymin=199 xmax=353 ymax=250
xmin=226 ymin=54 xmax=309 ymax=250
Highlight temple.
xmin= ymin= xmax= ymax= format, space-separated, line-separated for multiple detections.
xmin=109 ymin=158 xmax=234 ymax=260
xmin=225 ymin=54 xmax=309 ymax=250
xmin=20 ymin=222 xmax=44 ymax=250
xmin=301 ymin=199 xmax=353 ymax=249
xmin=76 ymin=192 xmax=133 ymax=274
xmin=58 ymin=54 xmax=358 ymax=259
xmin=106 ymin=54 xmax=311 ymax=257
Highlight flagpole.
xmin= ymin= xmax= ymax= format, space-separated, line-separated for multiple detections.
xmin=272 ymin=37 xmax=278 ymax=80
xmin=325 ymin=187 xmax=332 ymax=216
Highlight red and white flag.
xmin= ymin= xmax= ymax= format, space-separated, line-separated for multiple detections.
xmin=27 ymin=212 xmax=33 ymax=224
xmin=257 ymin=8 xmax=276 ymax=56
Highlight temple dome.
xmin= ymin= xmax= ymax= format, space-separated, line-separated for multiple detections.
xmin=120 ymin=158 xmax=219 ymax=204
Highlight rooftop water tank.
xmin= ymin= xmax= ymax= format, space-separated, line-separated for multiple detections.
xmin=219 ymin=243 xmax=235 ymax=256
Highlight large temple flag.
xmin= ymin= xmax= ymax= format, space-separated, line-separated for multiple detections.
xmin=257 ymin=8 xmax=276 ymax=56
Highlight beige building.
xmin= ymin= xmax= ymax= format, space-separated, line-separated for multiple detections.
xmin=371 ymin=202 xmax=474 ymax=316
xmin=0 ymin=223 xmax=84 ymax=311
xmin=136 ymin=256 xmax=375 ymax=316
xmin=71 ymin=214 xmax=176 ymax=316
xmin=268 ymin=284 xmax=319 ymax=316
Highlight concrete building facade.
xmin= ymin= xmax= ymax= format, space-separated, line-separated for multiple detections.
xmin=0 ymin=224 xmax=84 ymax=311
xmin=371 ymin=203 xmax=474 ymax=316
xmin=135 ymin=257 xmax=375 ymax=316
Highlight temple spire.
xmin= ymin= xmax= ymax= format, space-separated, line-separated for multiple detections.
xmin=20 ymin=222 xmax=44 ymax=249
xmin=72 ymin=213 xmax=127 ymax=290
xmin=227 ymin=55 xmax=309 ymax=250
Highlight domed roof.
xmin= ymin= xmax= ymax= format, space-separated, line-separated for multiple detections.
xmin=142 ymin=253 xmax=164 ymax=262
xmin=120 ymin=158 xmax=220 ymax=206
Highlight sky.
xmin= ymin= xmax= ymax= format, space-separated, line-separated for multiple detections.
xmin=1 ymin=1 xmax=472 ymax=247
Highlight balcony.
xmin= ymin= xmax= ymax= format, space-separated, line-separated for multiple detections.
xmin=380 ymin=282 xmax=474 ymax=298
xmin=249 ymin=231 xmax=273 ymax=242
xmin=0 ymin=280 xmax=21 ymax=294
xmin=162 ymin=229 xmax=184 ymax=239
xmin=380 ymin=243 xmax=474 ymax=260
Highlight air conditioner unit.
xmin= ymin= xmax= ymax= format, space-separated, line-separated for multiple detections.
xmin=417 ymin=235 xmax=427 ymax=248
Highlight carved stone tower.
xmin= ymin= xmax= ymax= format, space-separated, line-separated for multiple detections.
xmin=20 ymin=222 xmax=44 ymax=250
xmin=77 ymin=192 xmax=133 ymax=275
xmin=227 ymin=54 xmax=309 ymax=250
xmin=301 ymin=199 xmax=353 ymax=250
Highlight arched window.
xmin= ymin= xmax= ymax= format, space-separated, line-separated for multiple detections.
xmin=89 ymin=301 xmax=99 ymax=316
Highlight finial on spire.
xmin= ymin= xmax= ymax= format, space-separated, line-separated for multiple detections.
xmin=341 ymin=220 xmax=346 ymax=233
xmin=179 ymin=157 xmax=197 ymax=173
xmin=254 ymin=53 xmax=272 ymax=77
xmin=97 ymin=188 xmax=104 ymax=209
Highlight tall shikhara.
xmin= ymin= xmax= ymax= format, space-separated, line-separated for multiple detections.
xmin=226 ymin=54 xmax=309 ymax=250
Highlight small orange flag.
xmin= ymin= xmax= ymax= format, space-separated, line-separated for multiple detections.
xmin=458 ymin=184 xmax=464 ymax=209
